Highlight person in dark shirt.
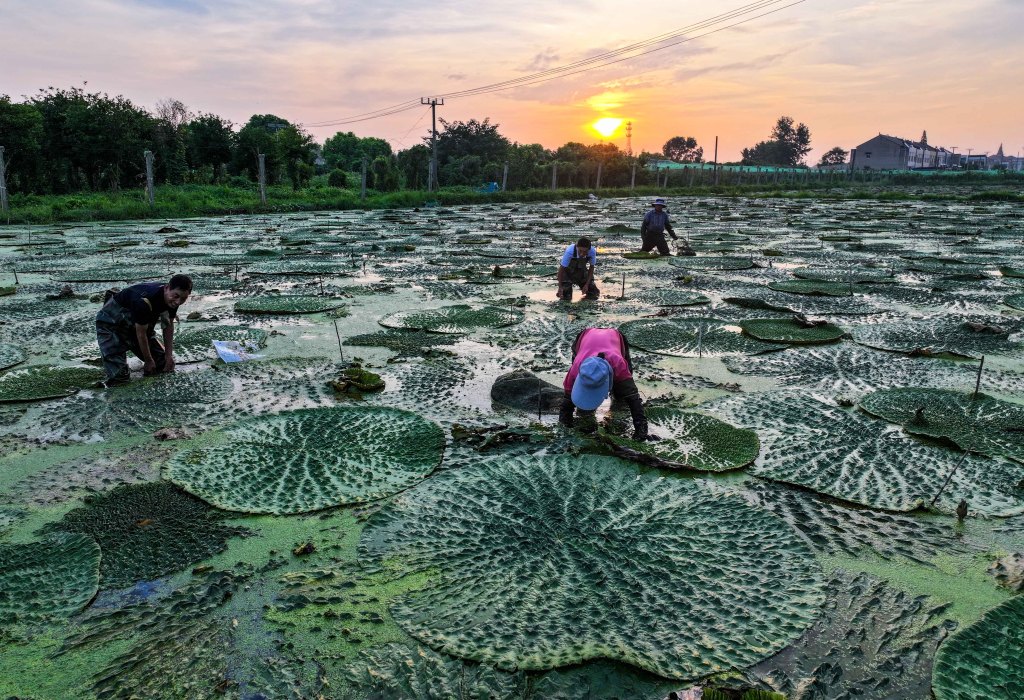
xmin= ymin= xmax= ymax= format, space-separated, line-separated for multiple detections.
xmin=639 ymin=197 xmax=678 ymax=255
xmin=95 ymin=274 xmax=193 ymax=385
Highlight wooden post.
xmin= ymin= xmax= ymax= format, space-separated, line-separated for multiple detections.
xmin=630 ymin=162 xmax=636 ymax=189
xmin=620 ymin=271 xmax=625 ymax=298
xmin=595 ymin=162 xmax=603 ymax=190
xmin=360 ymin=156 xmax=367 ymax=200
xmin=0 ymin=146 xmax=9 ymax=219
xmin=973 ymin=355 xmax=985 ymax=399
xmin=930 ymin=450 xmax=970 ymax=507
xmin=144 ymin=150 xmax=155 ymax=209
xmin=501 ymin=162 xmax=508 ymax=191
xmin=713 ymin=136 xmax=720 ymax=185
xmin=551 ymin=162 xmax=558 ymax=191
xmin=257 ymin=153 xmax=267 ymax=205
xmin=333 ymin=319 xmax=344 ymax=361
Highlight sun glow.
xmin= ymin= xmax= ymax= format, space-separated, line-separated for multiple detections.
xmin=591 ymin=118 xmax=624 ymax=138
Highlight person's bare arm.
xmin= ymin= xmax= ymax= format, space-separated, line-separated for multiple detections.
xmin=162 ymin=323 xmax=175 ymax=372
xmin=556 ymin=265 xmax=567 ymax=297
xmin=135 ymin=323 xmax=155 ymax=373
xmin=581 ymin=263 xmax=595 ymax=293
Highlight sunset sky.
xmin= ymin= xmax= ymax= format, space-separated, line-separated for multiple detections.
xmin=4 ymin=0 xmax=1022 ymax=163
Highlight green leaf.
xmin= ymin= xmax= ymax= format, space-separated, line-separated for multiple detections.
xmin=0 ymin=343 xmax=27 ymax=371
xmin=380 ymin=304 xmax=524 ymax=334
xmin=630 ymin=289 xmax=711 ymax=307
xmin=668 ymin=256 xmax=754 ymax=271
xmin=705 ymin=391 xmax=1024 ymax=515
xmin=41 ymin=482 xmax=246 ymax=588
xmin=612 ymin=406 xmax=759 ymax=472
xmin=166 ymin=406 xmax=445 ymax=514
xmin=767 ymin=280 xmax=854 ymax=296
xmin=173 ymin=325 xmax=269 ymax=364
xmin=0 ymin=365 xmax=104 ymax=403
xmin=0 ymin=533 xmax=101 ymax=624
xmin=622 ymin=317 xmax=786 ymax=357
xmin=739 ymin=318 xmax=846 ymax=345
xmin=852 ymin=318 xmax=1024 ymax=359
xmin=859 ymin=388 xmax=1024 ymax=462
xmin=360 ymin=453 xmax=824 ymax=680
xmin=932 ymin=595 xmax=1024 ymax=700
xmin=792 ymin=267 xmax=895 ymax=284
xmin=233 ymin=295 xmax=347 ymax=315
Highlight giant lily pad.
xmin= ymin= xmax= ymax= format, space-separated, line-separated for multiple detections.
xmin=631 ymin=289 xmax=711 ymax=307
xmin=42 ymin=482 xmax=246 ymax=588
xmin=793 ymin=267 xmax=895 ymax=284
xmin=0 ymin=343 xmax=27 ymax=371
xmin=58 ymin=267 xmax=165 ymax=283
xmin=380 ymin=304 xmax=523 ymax=334
xmin=1003 ymin=293 xmax=1024 ymax=311
xmin=859 ymin=388 xmax=1024 ymax=463
xmin=767 ymin=280 xmax=853 ymax=297
xmin=668 ymin=256 xmax=754 ymax=271
xmin=852 ymin=318 xmax=1024 ymax=359
xmin=0 ymin=532 xmax=101 ymax=624
xmin=931 ymin=595 xmax=1024 ymax=700
xmin=614 ymin=406 xmax=759 ymax=471
xmin=622 ymin=317 xmax=785 ymax=357
xmin=739 ymin=318 xmax=846 ymax=345
xmin=173 ymin=325 xmax=269 ymax=364
xmin=705 ymin=391 xmax=1024 ymax=515
xmin=360 ymin=453 xmax=824 ymax=680
xmin=166 ymin=406 xmax=445 ymax=514
xmin=0 ymin=365 xmax=104 ymax=402
xmin=233 ymin=295 xmax=347 ymax=315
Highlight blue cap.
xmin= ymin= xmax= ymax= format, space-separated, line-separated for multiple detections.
xmin=571 ymin=356 xmax=612 ymax=411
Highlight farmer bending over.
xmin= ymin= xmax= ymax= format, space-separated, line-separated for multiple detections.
xmin=556 ymin=236 xmax=599 ymax=300
xmin=95 ymin=274 xmax=192 ymax=386
xmin=640 ymin=197 xmax=678 ymax=255
xmin=559 ymin=326 xmax=653 ymax=441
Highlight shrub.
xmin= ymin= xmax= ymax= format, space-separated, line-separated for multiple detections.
xmin=327 ymin=169 xmax=348 ymax=188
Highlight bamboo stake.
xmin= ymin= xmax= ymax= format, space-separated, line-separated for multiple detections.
xmin=930 ymin=450 xmax=971 ymax=507
xmin=333 ymin=319 xmax=344 ymax=361
xmin=972 ymin=355 xmax=985 ymax=399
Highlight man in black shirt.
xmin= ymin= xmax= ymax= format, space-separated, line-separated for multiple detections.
xmin=95 ymin=274 xmax=192 ymax=385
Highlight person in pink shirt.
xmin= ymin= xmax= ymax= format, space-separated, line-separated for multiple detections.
xmin=559 ymin=326 xmax=652 ymax=441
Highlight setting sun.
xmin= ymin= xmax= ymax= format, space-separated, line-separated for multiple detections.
xmin=591 ymin=117 xmax=623 ymax=138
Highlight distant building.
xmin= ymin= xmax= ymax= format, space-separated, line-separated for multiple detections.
xmin=850 ymin=133 xmax=950 ymax=170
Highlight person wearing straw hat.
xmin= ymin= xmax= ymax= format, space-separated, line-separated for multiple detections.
xmin=639 ymin=197 xmax=678 ymax=255
xmin=559 ymin=327 xmax=653 ymax=441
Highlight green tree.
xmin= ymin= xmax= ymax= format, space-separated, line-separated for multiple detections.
xmin=0 ymin=96 xmax=45 ymax=193
xmin=276 ymin=125 xmax=317 ymax=190
xmin=233 ymin=114 xmax=292 ymax=184
xmin=434 ymin=118 xmax=510 ymax=185
xmin=322 ymin=132 xmax=393 ymax=171
xmin=662 ymin=136 xmax=703 ymax=163
xmin=184 ymin=114 xmax=234 ymax=181
xmin=817 ymin=146 xmax=848 ymax=167
xmin=396 ymin=144 xmax=431 ymax=190
xmin=369 ymin=156 xmax=400 ymax=192
xmin=506 ymin=143 xmax=551 ymax=190
xmin=741 ymin=116 xmax=812 ymax=166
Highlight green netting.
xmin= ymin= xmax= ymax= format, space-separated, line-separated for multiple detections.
xmin=859 ymin=388 xmax=1024 ymax=462
xmin=631 ymin=289 xmax=711 ymax=307
xmin=360 ymin=453 xmax=823 ymax=680
xmin=0 ymin=365 xmax=104 ymax=402
xmin=0 ymin=532 xmax=101 ymax=624
xmin=668 ymin=256 xmax=754 ymax=271
xmin=380 ymin=304 xmax=524 ymax=334
xmin=932 ymin=595 xmax=1024 ymax=700
xmin=739 ymin=318 xmax=846 ymax=345
xmin=166 ymin=406 xmax=445 ymax=514
xmin=0 ymin=343 xmax=27 ymax=371
xmin=852 ymin=318 xmax=1024 ymax=359
xmin=621 ymin=317 xmax=786 ymax=357
xmin=767 ymin=280 xmax=854 ymax=297
xmin=173 ymin=325 xmax=269 ymax=364
xmin=706 ymin=391 xmax=1024 ymax=515
xmin=233 ymin=295 xmax=347 ymax=315
xmin=613 ymin=406 xmax=760 ymax=471
xmin=42 ymin=482 xmax=246 ymax=588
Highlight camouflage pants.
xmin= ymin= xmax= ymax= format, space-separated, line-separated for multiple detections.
xmin=95 ymin=300 xmax=166 ymax=381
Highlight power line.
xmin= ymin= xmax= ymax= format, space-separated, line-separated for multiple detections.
xmin=301 ymin=0 xmax=805 ymax=128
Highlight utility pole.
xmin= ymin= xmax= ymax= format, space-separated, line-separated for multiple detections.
xmin=630 ymin=161 xmax=636 ymax=189
xmin=361 ymin=156 xmax=368 ymax=200
xmin=421 ymin=97 xmax=444 ymax=191
xmin=625 ymin=121 xmax=633 ymax=157
xmin=501 ymin=162 xmax=508 ymax=191
xmin=595 ymin=161 xmax=603 ymax=189
xmin=551 ymin=162 xmax=558 ymax=191
xmin=0 ymin=146 xmax=9 ymax=219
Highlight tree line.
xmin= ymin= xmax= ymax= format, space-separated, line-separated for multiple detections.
xmin=0 ymin=86 xmax=848 ymax=196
